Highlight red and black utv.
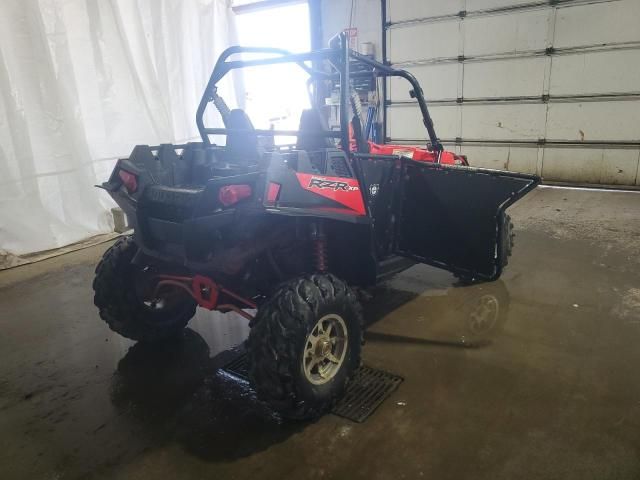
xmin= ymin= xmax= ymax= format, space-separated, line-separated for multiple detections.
xmin=94 ymin=33 xmax=539 ymax=419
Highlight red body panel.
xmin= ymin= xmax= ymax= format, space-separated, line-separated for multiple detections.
xmin=367 ymin=142 xmax=467 ymax=166
xmin=295 ymin=172 xmax=366 ymax=215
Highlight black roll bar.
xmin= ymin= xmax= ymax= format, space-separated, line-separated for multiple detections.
xmin=195 ymin=32 xmax=442 ymax=152
xmin=348 ymin=50 xmax=442 ymax=152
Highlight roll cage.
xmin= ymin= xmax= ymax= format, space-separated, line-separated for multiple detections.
xmin=195 ymin=31 xmax=443 ymax=155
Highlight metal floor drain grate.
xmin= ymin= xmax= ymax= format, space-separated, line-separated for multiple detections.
xmin=332 ymin=365 xmax=403 ymax=422
xmin=221 ymin=354 xmax=403 ymax=423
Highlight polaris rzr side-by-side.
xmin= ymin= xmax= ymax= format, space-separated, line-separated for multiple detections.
xmin=94 ymin=32 xmax=539 ymax=419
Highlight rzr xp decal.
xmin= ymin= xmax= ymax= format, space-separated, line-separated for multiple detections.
xmin=295 ymin=172 xmax=366 ymax=215
xmin=308 ymin=177 xmax=359 ymax=192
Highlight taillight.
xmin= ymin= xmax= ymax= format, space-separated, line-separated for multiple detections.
xmin=118 ymin=169 xmax=138 ymax=194
xmin=218 ymin=184 xmax=252 ymax=207
xmin=266 ymin=182 xmax=281 ymax=204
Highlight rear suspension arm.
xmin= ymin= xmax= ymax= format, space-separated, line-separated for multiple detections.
xmin=154 ymin=274 xmax=256 ymax=320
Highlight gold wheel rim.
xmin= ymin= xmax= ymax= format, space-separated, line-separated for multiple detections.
xmin=302 ymin=314 xmax=348 ymax=385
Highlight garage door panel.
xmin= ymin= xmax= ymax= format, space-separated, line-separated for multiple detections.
xmin=461 ymin=145 xmax=509 ymax=170
xmin=387 ymin=107 xmax=424 ymax=140
xmin=464 ymin=9 xmax=550 ymax=56
xmin=542 ymin=148 xmax=639 ymax=184
xmin=464 ymin=57 xmax=547 ymax=98
xmin=550 ymin=50 xmax=640 ymax=96
xmin=546 ymin=102 xmax=640 ymax=141
xmin=504 ymin=146 xmax=539 ymax=174
xmin=388 ymin=21 xmax=460 ymax=63
xmin=462 ymin=104 xmax=547 ymax=140
xmin=389 ymin=64 xmax=459 ymax=101
xmin=542 ymin=148 xmax=604 ymax=183
xmin=554 ymin=0 xmax=640 ymax=48
xmin=461 ymin=145 xmax=538 ymax=174
xmin=387 ymin=105 xmax=459 ymax=140
xmin=387 ymin=0 xmax=463 ymax=22
xmin=601 ymin=150 xmax=640 ymax=185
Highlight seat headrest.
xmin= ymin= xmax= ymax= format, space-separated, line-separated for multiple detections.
xmin=225 ymin=109 xmax=258 ymax=164
xmin=296 ymin=109 xmax=334 ymax=151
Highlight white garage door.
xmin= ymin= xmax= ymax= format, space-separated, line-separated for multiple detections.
xmin=384 ymin=0 xmax=640 ymax=185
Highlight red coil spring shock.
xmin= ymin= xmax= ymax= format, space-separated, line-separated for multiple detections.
xmin=314 ymin=236 xmax=328 ymax=273
xmin=312 ymin=222 xmax=328 ymax=273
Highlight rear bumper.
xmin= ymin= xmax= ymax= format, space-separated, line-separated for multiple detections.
xmin=111 ymin=187 xmax=239 ymax=261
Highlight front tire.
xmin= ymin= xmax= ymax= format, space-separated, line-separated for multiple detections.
xmin=454 ymin=212 xmax=514 ymax=285
xmin=498 ymin=212 xmax=515 ymax=269
xmin=93 ymin=237 xmax=196 ymax=342
xmin=247 ymin=274 xmax=363 ymax=420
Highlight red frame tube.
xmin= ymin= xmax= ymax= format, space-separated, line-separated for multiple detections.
xmin=153 ymin=274 xmax=256 ymax=318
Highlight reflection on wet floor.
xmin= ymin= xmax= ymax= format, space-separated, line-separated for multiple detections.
xmin=109 ymin=328 xmax=303 ymax=462
xmin=364 ymin=278 xmax=511 ymax=348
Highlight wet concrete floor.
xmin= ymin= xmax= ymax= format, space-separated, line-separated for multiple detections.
xmin=1 ymin=186 xmax=640 ymax=479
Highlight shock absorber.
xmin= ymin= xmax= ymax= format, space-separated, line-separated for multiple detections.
xmin=311 ymin=222 xmax=328 ymax=273
xmin=211 ymin=88 xmax=231 ymax=123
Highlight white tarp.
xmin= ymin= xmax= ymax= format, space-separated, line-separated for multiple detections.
xmin=0 ymin=0 xmax=240 ymax=263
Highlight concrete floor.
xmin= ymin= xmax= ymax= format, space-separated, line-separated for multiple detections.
xmin=1 ymin=186 xmax=640 ymax=480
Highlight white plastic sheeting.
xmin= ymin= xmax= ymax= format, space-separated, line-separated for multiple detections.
xmin=0 ymin=0 xmax=240 ymax=261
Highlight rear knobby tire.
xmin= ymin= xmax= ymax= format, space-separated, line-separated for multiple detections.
xmin=455 ymin=212 xmax=514 ymax=285
xmin=93 ymin=237 xmax=196 ymax=342
xmin=247 ymin=274 xmax=363 ymax=420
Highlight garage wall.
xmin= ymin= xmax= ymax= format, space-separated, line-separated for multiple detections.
xmin=322 ymin=0 xmax=640 ymax=185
